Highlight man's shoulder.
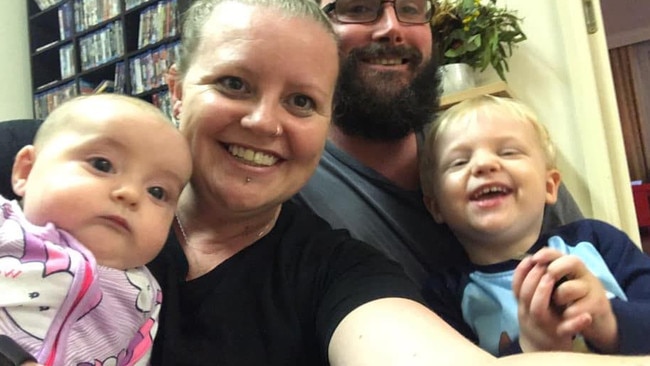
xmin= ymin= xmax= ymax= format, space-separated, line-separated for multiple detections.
xmin=315 ymin=141 xmax=361 ymax=178
xmin=294 ymin=142 xmax=369 ymax=214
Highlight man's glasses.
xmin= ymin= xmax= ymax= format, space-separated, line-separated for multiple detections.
xmin=322 ymin=0 xmax=435 ymax=25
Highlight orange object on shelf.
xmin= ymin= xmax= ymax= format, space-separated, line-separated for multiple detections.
xmin=632 ymin=184 xmax=650 ymax=228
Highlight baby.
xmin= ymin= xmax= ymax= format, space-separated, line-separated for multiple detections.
xmin=0 ymin=94 xmax=191 ymax=365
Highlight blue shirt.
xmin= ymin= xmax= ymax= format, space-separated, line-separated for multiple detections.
xmin=424 ymin=219 xmax=650 ymax=355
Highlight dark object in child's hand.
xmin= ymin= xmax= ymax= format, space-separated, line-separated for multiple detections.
xmin=550 ymin=275 xmax=569 ymax=314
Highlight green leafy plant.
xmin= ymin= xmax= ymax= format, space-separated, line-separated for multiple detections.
xmin=432 ymin=0 xmax=527 ymax=81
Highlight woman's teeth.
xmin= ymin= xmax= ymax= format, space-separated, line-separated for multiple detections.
xmin=228 ymin=145 xmax=278 ymax=166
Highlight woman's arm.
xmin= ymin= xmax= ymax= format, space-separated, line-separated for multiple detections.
xmin=328 ymin=297 xmax=493 ymax=365
xmin=500 ymin=352 xmax=650 ymax=365
xmin=328 ymin=298 xmax=650 ymax=366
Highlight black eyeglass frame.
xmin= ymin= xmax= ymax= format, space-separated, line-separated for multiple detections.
xmin=322 ymin=0 xmax=436 ymax=25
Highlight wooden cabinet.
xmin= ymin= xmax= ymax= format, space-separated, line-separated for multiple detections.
xmin=27 ymin=0 xmax=181 ymax=119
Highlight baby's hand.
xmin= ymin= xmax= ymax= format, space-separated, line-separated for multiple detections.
xmin=512 ymin=253 xmax=585 ymax=352
xmin=536 ymin=248 xmax=618 ymax=352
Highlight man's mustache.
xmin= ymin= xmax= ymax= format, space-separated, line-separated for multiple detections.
xmin=348 ymin=44 xmax=424 ymax=71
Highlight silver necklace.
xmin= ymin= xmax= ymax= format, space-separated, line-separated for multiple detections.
xmin=175 ymin=214 xmax=190 ymax=244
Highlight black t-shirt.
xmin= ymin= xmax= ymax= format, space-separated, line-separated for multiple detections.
xmin=147 ymin=201 xmax=421 ymax=365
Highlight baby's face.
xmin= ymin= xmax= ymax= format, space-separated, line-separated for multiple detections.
xmin=427 ymin=111 xmax=559 ymax=253
xmin=16 ymin=105 xmax=192 ymax=269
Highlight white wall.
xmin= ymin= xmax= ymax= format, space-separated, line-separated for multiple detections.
xmin=0 ymin=1 xmax=33 ymax=121
xmin=499 ymin=0 xmax=640 ymax=244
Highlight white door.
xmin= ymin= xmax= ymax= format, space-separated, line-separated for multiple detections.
xmin=497 ymin=0 xmax=640 ymax=244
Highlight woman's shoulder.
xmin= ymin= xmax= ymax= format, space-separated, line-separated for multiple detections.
xmin=275 ymin=200 xmax=409 ymax=280
xmin=282 ymin=199 xmax=331 ymax=224
xmin=280 ymin=200 xmax=352 ymax=242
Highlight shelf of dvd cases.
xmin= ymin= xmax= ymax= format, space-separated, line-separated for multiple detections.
xmin=28 ymin=0 xmax=180 ymax=119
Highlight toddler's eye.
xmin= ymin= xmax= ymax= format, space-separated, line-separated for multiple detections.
xmin=89 ymin=157 xmax=113 ymax=173
xmin=450 ymin=159 xmax=468 ymax=168
xmin=148 ymin=187 xmax=166 ymax=201
xmin=500 ymin=149 xmax=520 ymax=157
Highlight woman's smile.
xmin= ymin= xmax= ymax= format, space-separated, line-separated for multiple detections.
xmin=227 ymin=144 xmax=280 ymax=167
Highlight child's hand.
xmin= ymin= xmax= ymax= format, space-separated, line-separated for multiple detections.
xmin=533 ymin=247 xmax=619 ymax=353
xmin=512 ymin=252 xmax=583 ymax=352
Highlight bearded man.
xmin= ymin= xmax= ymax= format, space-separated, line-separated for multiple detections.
xmin=295 ymin=0 xmax=582 ymax=285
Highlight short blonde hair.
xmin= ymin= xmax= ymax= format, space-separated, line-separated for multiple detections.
xmin=420 ymin=95 xmax=556 ymax=196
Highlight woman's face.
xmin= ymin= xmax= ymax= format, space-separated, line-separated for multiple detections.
xmin=172 ymin=3 xmax=339 ymax=213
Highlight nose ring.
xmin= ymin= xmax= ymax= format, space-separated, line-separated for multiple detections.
xmin=274 ymin=126 xmax=281 ymax=137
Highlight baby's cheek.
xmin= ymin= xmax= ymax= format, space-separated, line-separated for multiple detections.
xmin=145 ymin=228 xmax=168 ymax=260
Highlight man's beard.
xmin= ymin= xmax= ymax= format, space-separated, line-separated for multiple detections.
xmin=332 ymin=44 xmax=442 ymax=141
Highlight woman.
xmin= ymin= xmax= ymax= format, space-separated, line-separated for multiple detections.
xmin=146 ymin=0 xmax=476 ymax=364
xmin=143 ymin=0 xmax=650 ymax=365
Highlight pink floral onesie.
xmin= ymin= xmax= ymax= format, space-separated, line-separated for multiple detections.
xmin=0 ymin=196 xmax=161 ymax=366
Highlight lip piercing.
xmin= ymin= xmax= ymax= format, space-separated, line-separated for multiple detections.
xmin=274 ymin=126 xmax=281 ymax=137
xmin=246 ymin=177 xmax=252 ymax=183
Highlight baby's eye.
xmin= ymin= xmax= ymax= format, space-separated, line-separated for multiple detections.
xmin=147 ymin=186 xmax=166 ymax=201
xmin=89 ymin=157 xmax=113 ymax=173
